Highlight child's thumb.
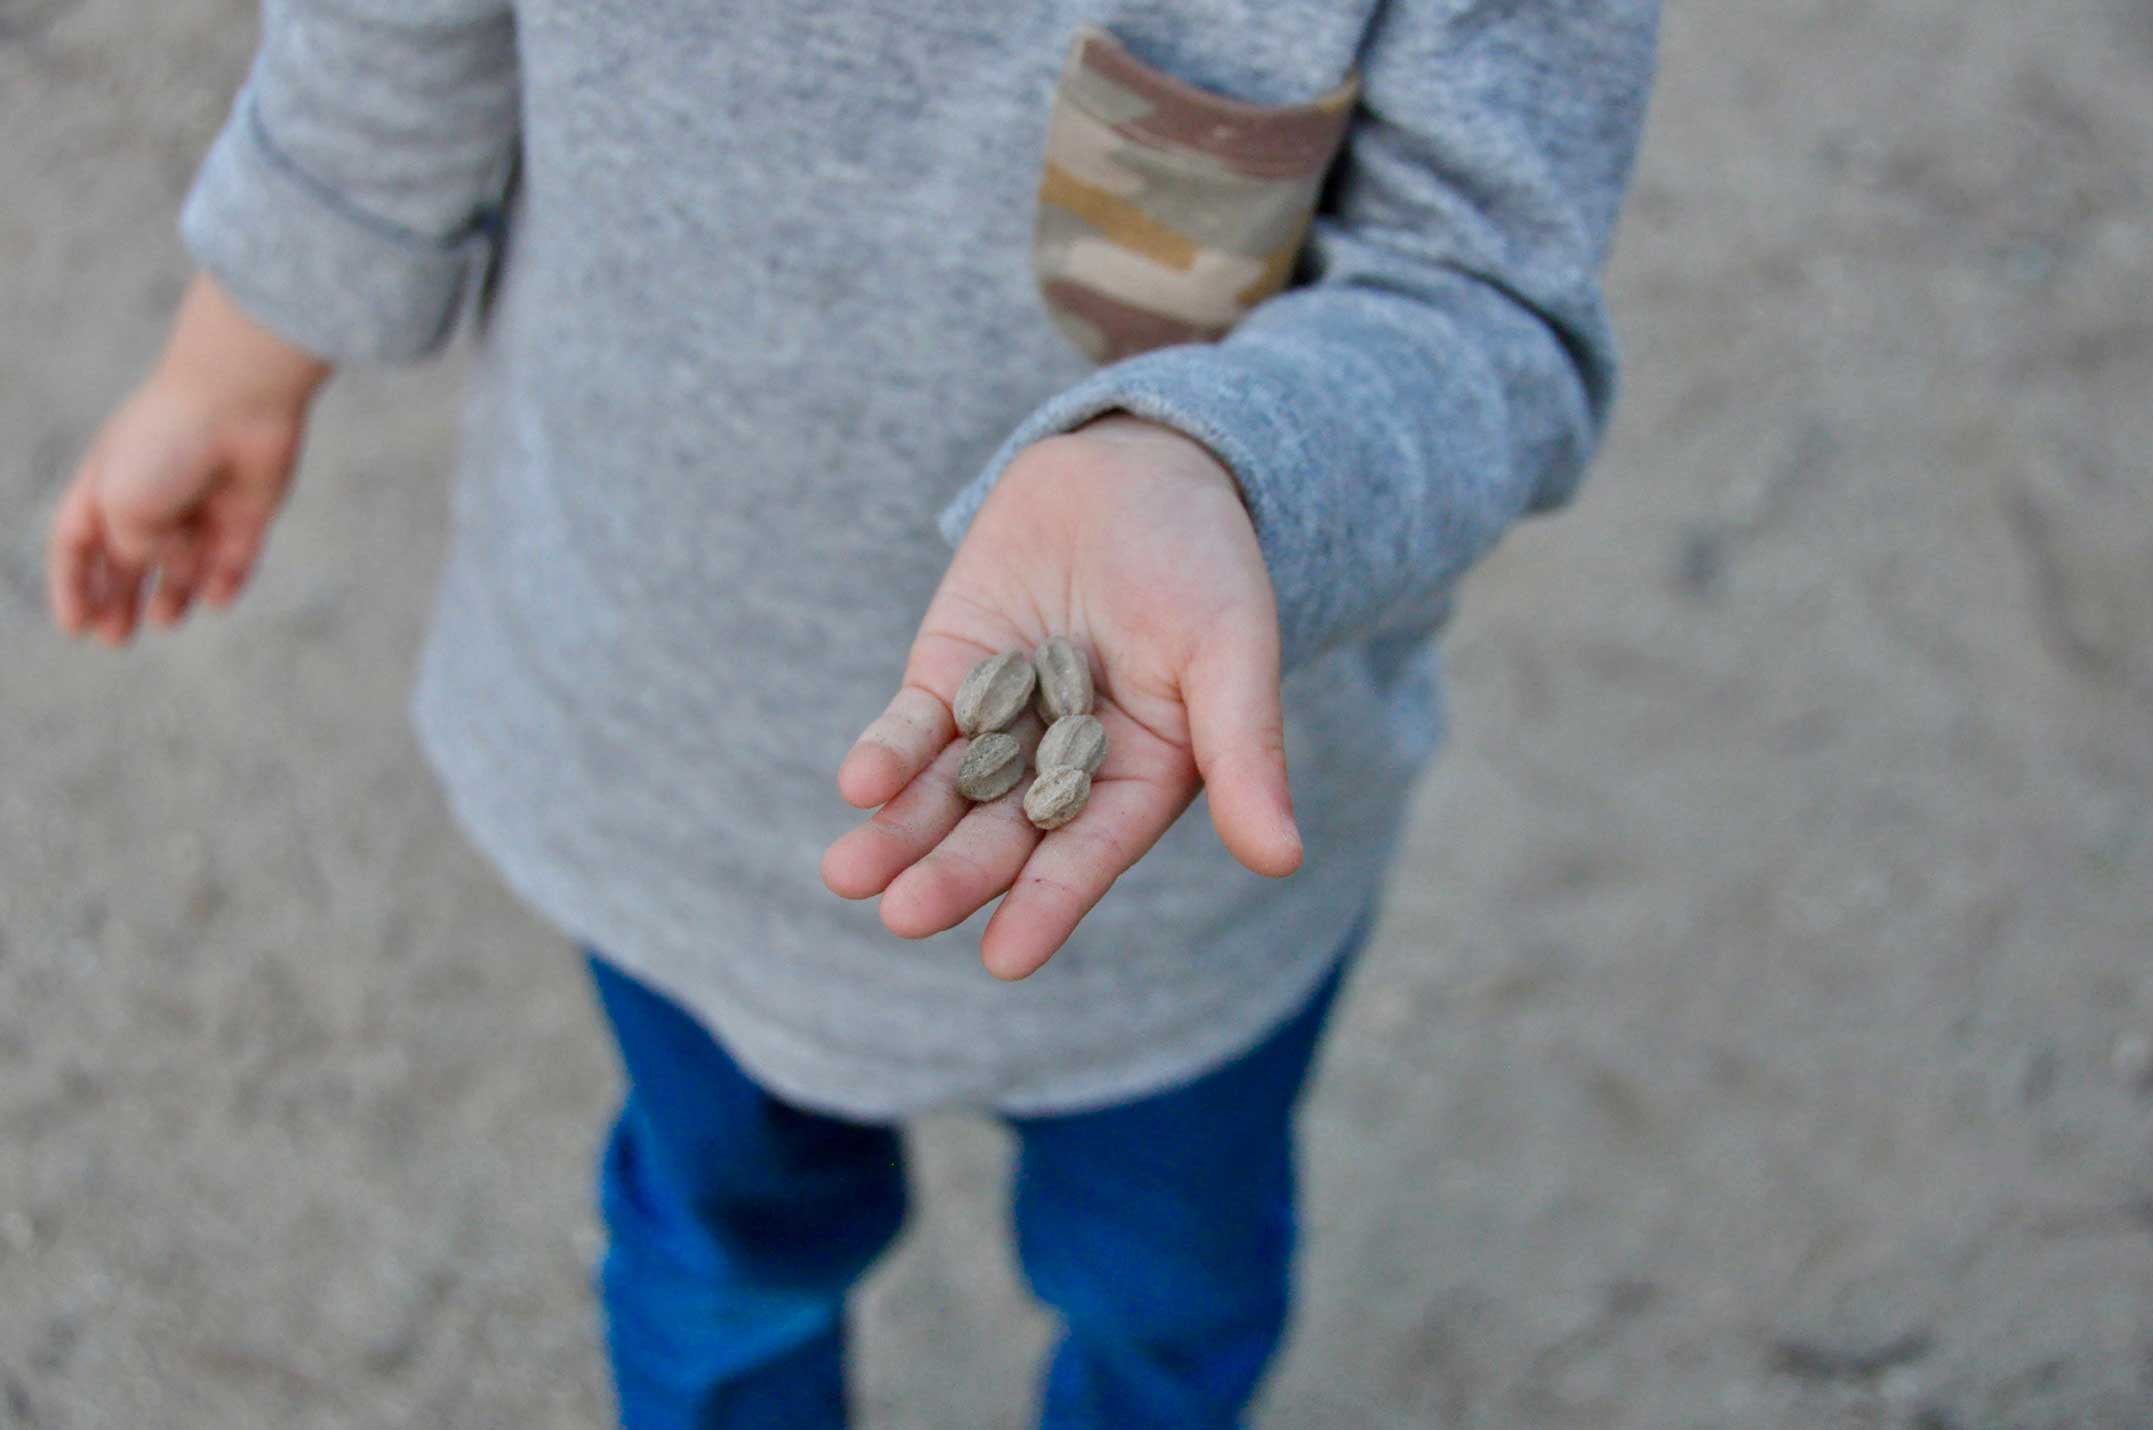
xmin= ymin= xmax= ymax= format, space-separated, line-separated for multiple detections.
xmin=1183 ymin=621 xmax=1303 ymax=879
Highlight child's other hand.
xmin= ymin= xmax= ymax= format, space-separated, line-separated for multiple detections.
xmin=822 ymin=414 xmax=1302 ymax=981
xmin=47 ymin=274 xmax=327 ymax=645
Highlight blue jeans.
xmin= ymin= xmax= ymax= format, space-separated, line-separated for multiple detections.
xmin=582 ymin=925 xmax=1362 ymax=1430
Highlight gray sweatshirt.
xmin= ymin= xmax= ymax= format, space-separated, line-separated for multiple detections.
xmin=181 ymin=0 xmax=1657 ymax=1118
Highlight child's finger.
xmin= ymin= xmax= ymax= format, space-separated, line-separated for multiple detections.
xmin=147 ymin=528 xmax=206 ymax=627
xmin=47 ymin=475 xmax=105 ymax=634
xmin=1181 ymin=620 xmax=1302 ymax=879
xmin=878 ymin=785 xmax=1041 ymax=939
xmin=819 ymin=740 xmax=970 ymax=900
xmin=977 ymin=774 xmax=1188 ymax=982
xmin=200 ymin=542 xmax=258 ymax=607
xmin=198 ymin=480 xmax=274 ymax=608
xmin=837 ymin=685 xmax=956 ymax=809
xmin=92 ymin=554 xmax=147 ymax=647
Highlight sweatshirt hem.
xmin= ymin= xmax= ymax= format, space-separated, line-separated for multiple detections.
xmin=406 ymin=643 xmax=1397 ymax=1121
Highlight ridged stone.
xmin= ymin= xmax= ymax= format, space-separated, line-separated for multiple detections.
xmin=955 ymin=733 xmax=1025 ymax=802
xmin=1034 ymin=636 xmax=1095 ymax=720
xmin=1036 ymin=714 xmax=1107 ymax=776
xmin=1024 ymin=767 xmax=1092 ymax=831
xmin=953 ymin=651 xmax=1037 ymax=736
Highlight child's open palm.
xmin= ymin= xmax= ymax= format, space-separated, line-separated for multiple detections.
xmin=821 ymin=414 xmax=1304 ymax=980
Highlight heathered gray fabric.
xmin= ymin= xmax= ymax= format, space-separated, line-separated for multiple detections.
xmin=179 ymin=0 xmax=1658 ymax=1118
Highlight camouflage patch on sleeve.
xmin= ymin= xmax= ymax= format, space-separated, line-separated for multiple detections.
xmin=1032 ymin=24 xmax=1359 ymax=365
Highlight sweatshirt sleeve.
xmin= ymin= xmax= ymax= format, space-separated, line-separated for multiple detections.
xmin=178 ymin=0 xmax=522 ymax=364
xmin=940 ymin=0 xmax=1660 ymax=673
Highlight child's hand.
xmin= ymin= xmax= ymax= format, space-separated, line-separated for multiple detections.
xmin=47 ymin=274 xmax=328 ymax=645
xmin=822 ymin=414 xmax=1303 ymax=980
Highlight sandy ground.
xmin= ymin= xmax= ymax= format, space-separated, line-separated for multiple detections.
xmin=4 ymin=0 xmax=2150 ymax=1426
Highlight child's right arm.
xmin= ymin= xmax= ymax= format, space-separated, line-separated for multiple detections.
xmin=46 ymin=0 xmax=521 ymax=644
xmin=47 ymin=272 xmax=329 ymax=643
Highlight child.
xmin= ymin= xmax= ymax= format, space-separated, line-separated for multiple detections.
xmin=46 ymin=2 xmax=1657 ymax=1425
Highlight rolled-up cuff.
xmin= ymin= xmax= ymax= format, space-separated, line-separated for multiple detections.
xmin=178 ymin=88 xmax=498 ymax=365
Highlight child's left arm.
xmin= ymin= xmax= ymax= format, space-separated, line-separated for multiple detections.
xmin=824 ymin=0 xmax=1661 ymax=979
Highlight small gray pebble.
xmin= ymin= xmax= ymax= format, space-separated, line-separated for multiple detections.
xmin=956 ymin=733 xmax=1025 ymax=802
xmin=1024 ymin=767 xmax=1092 ymax=830
xmin=953 ymin=652 xmax=1037 ymax=736
xmin=1037 ymin=714 xmax=1107 ymax=775
xmin=1034 ymin=636 xmax=1095 ymax=720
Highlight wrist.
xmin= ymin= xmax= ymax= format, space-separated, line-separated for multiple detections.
xmin=1067 ymin=410 xmax=1247 ymax=510
xmin=154 ymin=272 xmax=332 ymax=417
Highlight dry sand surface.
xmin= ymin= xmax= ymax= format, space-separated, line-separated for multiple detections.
xmin=4 ymin=1 xmax=2151 ymax=1426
